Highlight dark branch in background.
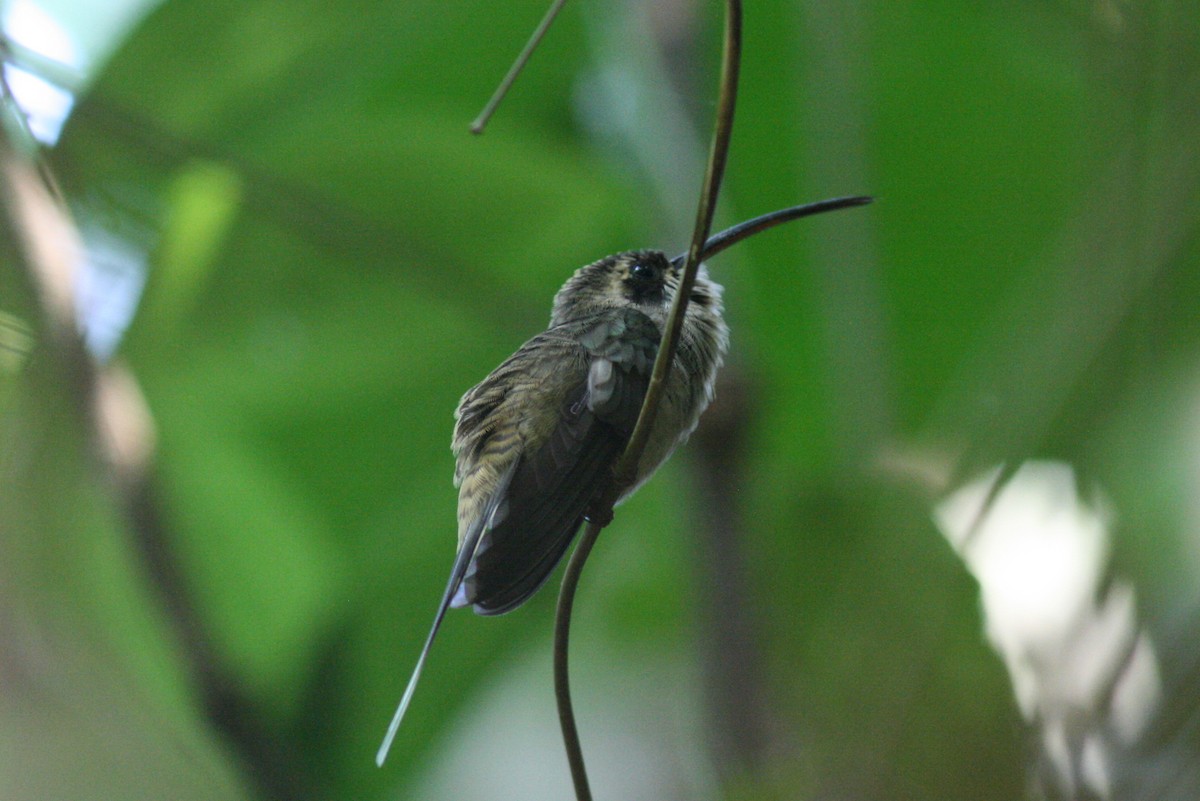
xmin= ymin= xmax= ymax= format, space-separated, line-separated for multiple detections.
xmin=689 ymin=368 xmax=777 ymax=783
xmin=125 ymin=479 xmax=310 ymax=801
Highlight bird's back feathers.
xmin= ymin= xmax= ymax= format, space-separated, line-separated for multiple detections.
xmin=453 ymin=307 xmax=659 ymax=614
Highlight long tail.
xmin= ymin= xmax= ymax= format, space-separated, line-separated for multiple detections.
xmin=376 ymin=462 xmax=518 ymax=766
xmin=375 ymin=534 xmax=478 ymax=767
xmin=374 ymin=563 xmax=458 ymax=762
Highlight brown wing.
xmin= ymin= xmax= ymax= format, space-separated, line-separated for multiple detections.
xmin=453 ymin=308 xmax=659 ymax=615
xmin=377 ymin=309 xmax=659 ymax=764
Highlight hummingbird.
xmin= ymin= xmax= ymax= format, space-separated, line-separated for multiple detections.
xmin=376 ymin=197 xmax=872 ymax=766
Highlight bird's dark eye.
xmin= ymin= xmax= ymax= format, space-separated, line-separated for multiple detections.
xmin=630 ymin=262 xmax=656 ymax=282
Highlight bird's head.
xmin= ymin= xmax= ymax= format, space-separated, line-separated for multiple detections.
xmin=549 ymin=250 xmax=721 ymax=328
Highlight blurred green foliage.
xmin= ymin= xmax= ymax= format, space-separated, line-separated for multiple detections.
xmin=2 ymin=0 xmax=1198 ymax=799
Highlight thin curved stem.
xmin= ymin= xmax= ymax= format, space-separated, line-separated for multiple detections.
xmin=470 ymin=0 xmax=570 ymax=134
xmin=553 ymin=2 xmax=743 ymax=799
xmin=615 ymin=0 xmax=741 ymax=493
xmin=553 ymin=517 xmax=602 ymax=801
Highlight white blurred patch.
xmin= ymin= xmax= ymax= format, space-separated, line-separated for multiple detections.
xmin=934 ymin=462 xmax=1161 ymax=800
xmin=74 ymin=221 xmax=148 ymax=360
xmin=2 ymin=0 xmax=80 ymax=144
xmin=2 ymin=64 xmax=74 ymax=144
xmin=408 ymin=643 xmax=716 ymax=801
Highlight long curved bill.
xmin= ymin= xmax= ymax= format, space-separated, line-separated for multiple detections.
xmin=670 ymin=195 xmax=873 ymax=268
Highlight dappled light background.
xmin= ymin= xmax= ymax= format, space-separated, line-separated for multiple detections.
xmin=2 ymin=1 xmax=1199 ymax=800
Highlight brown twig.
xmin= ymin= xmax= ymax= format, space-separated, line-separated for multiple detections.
xmin=469 ymin=0 xmax=570 ymax=134
xmin=552 ymin=2 xmax=742 ymax=798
